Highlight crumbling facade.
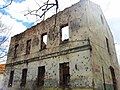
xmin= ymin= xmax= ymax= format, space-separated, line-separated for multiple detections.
xmin=5 ymin=0 xmax=120 ymax=90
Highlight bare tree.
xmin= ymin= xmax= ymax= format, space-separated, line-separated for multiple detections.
xmin=0 ymin=0 xmax=13 ymax=9
xmin=0 ymin=0 xmax=13 ymax=62
xmin=0 ymin=0 xmax=58 ymax=62
xmin=24 ymin=0 xmax=59 ymax=20
xmin=0 ymin=20 xmax=11 ymax=62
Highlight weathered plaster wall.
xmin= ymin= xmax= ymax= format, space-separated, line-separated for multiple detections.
xmin=87 ymin=1 xmax=120 ymax=90
xmin=0 ymin=74 xmax=4 ymax=88
xmin=6 ymin=50 xmax=93 ymax=90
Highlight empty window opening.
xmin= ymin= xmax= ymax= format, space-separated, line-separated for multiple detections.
xmin=14 ymin=44 xmax=19 ymax=58
xmin=61 ymin=24 xmax=69 ymax=42
xmin=20 ymin=69 xmax=27 ymax=87
xmin=26 ymin=39 xmax=31 ymax=54
xmin=37 ymin=66 xmax=45 ymax=87
xmin=8 ymin=71 xmax=14 ymax=87
xmin=102 ymin=67 xmax=106 ymax=90
xmin=59 ymin=62 xmax=70 ymax=87
xmin=41 ymin=33 xmax=47 ymax=49
xmin=100 ymin=15 xmax=104 ymax=24
xmin=105 ymin=37 xmax=110 ymax=54
xmin=110 ymin=66 xmax=117 ymax=90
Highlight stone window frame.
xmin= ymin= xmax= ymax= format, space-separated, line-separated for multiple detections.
xmin=59 ymin=62 xmax=70 ymax=87
xmin=37 ymin=66 xmax=45 ymax=87
xmin=109 ymin=66 xmax=117 ymax=90
xmin=105 ymin=37 xmax=110 ymax=54
xmin=14 ymin=44 xmax=19 ymax=58
xmin=26 ymin=39 xmax=31 ymax=54
xmin=100 ymin=15 xmax=104 ymax=25
xmin=60 ymin=23 xmax=69 ymax=44
xmin=20 ymin=68 xmax=28 ymax=87
xmin=8 ymin=70 xmax=14 ymax=87
xmin=41 ymin=33 xmax=47 ymax=50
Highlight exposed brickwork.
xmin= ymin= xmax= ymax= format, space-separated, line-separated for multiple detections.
xmin=0 ymin=64 xmax=6 ymax=74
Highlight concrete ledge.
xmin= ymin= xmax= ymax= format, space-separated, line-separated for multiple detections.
xmin=6 ymin=44 xmax=91 ymax=66
xmin=35 ymin=88 xmax=93 ymax=90
xmin=0 ymin=88 xmax=16 ymax=90
xmin=0 ymin=86 xmax=93 ymax=90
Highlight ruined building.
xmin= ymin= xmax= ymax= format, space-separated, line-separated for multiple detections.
xmin=4 ymin=0 xmax=120 ymax=90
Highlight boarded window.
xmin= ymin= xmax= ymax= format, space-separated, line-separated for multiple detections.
xmin=26 ymin=39 xmax=31 ymax=54
xmin=59 ymin=62 xmax=70 ymax=87
xmin=37 ymin=66 xmax=45 ymax=87
xmin=41 ymin=33 xmax=47 ymax=49
xmin=60 ymin=24 xmax=69 ymax=42
xmin=105 ymin=37 xmax=110 ymax=54
xmin=20 ymin=69 xmax=27 ymax=87
xmin=110 ymin=66 xmax=117 ymax=90
xmin=8 ymin=71 xmax=14 ymax=87
xmin=14 ymin=44 xmax=19 ymax=58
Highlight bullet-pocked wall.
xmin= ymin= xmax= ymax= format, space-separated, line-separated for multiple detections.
xmin=5 ymin=0 xmax=120 ymax=90
xmin=87 ymin=1 xmax=120 ymax=90
xmin=7 ymin=50 xmax=92 ymax=90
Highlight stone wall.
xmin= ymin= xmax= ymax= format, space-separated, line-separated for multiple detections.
xmin=0 ymin=74 xmax=4 ymax=88
xmin=87 ymin=1 xmax=120 ymax=90
xmin=8 ymin=50 xmax=92 ymax=90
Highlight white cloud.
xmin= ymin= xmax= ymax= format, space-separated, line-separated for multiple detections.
xmin=0 ymin=14 xmax=26 ymax=64
xmin=115 ymin=44 xmax=120 ymax=65
xmin=1 ymin=15 xmax=26 ymax=36
xmin=4 ymin=0 xmax=81 ymax=23
xmin=104 ymin=0 xmax=120 ymax=19
xmin=90 ymin=0 xmax=120 ymax=18
xmin=107 ymin=18 xmax=120 ymax=43
xmin=0 ymin=0 xmax=6 ymax=6
xmin=5 ymin=1 xmax=37 ymax=22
